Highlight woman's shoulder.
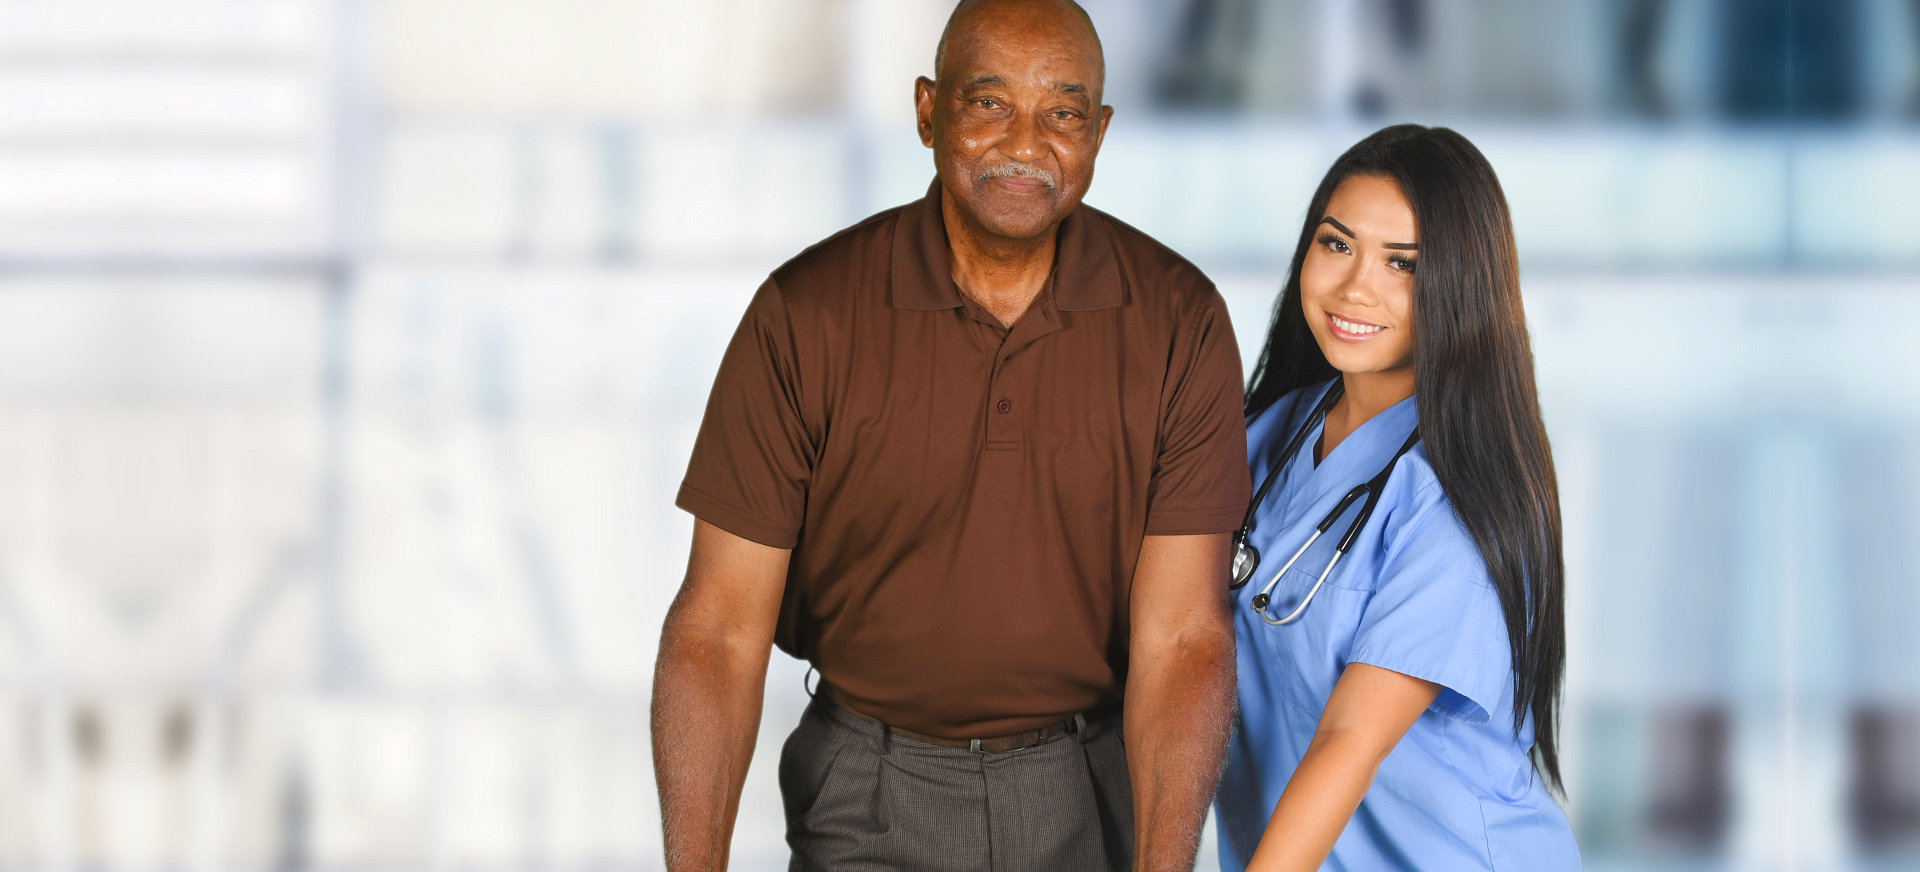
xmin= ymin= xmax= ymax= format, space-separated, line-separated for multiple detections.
xmin=1379 ymin=444 xmax=1492 ymax=586
xmin=1246 ymin=380 xmax=1335 ymax=445
xmin=1394 ymin=442 xmax=1445 ymax=504
xmin=1245 ymin=380 xmax=1331 ymax=475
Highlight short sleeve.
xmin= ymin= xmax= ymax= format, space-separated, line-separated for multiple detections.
xmin=1347 ymin=486 xmax=1511 ymax=724
xmin=675 ymin=278 xmax=815 ymax=548
xmin=1143 ymin=288 xmax=1252 ymax=535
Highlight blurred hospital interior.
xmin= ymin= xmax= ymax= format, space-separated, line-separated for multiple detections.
xmin=0 ymin=0 xmax=1917 ymax=870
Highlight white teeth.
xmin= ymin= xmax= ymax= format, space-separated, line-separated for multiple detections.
xmin=1331 ymin=316 xmax=1381 ymax=335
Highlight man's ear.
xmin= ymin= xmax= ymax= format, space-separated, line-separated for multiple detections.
xmin=915 ymin=76 xmax=938 ymax=148
xmin=1095 ymin=104 xmax=1114 ymax=150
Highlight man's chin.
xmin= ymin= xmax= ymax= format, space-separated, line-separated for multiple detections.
xmin=967 ymin=199 xmax=1069 ymax=241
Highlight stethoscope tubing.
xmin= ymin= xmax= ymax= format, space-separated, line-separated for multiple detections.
xmin=1250 ymin=472 xmax=1376 ymax=625
xmin=1233 ymin=381 xmax=1421 ymax=625
xmin=1250 ymin=527 xmax=1335 ymax=625
xmin=1234 ymin=382 xmax=1347 ymax=556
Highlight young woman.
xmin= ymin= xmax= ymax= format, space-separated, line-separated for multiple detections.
xmin=1215 ymin=125 xmax=1580 ymax=870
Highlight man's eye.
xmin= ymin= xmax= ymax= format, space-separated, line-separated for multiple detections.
xmin=976 ymin=99 xmax=999 ymax=109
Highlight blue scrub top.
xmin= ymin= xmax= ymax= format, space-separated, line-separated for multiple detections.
xmin=1216 ymin=381 xmax=1579 ymax=871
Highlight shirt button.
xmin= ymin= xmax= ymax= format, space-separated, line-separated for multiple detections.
xmin=997 ymin=398 xmax=1012 ymax=414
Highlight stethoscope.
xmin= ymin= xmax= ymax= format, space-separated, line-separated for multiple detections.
xmin=1229 ymin=382 xmax=1421 ymax=625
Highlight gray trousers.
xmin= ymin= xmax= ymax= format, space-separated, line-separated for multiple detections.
xmin=778 ymin=694 xmax=1135 ymax=872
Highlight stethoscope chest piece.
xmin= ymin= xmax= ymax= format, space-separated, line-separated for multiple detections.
xmin=1229 ymin=531 xmax=1259 ymax=590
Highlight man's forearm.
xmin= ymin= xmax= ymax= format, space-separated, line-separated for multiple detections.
xmin=1124 ymin=623 xmax=1236 ymax=872
xmin=651 ymin=625 xmax=770 ymax=872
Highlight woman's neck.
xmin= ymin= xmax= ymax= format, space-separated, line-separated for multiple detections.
xmin=1317 ymin=370 xmax=1415 ymax=464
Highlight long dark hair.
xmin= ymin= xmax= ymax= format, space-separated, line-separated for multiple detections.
xmin=1246 ymin=124 xmax=1567 ymax=790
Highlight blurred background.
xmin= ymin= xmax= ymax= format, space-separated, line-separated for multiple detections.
xmin=0 ymin=0 xmax=1916 ymax=870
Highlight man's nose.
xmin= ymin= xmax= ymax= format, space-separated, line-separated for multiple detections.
xmin=1002 ymin=109 xmax=1043 ymax=162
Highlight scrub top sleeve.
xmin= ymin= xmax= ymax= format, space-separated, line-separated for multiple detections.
xmin=1347 ymin=484 xmax=1511 ymax=724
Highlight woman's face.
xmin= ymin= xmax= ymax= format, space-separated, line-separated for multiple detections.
xmin=1300 ymin=174 xmax=1420 ymax=381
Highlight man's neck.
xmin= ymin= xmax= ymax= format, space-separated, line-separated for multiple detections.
xmin=941 ymin=189 xmax=1058 ymax=328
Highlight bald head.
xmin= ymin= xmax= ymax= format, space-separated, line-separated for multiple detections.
xmin=934 ymin=0 xmax=1105 ymax=97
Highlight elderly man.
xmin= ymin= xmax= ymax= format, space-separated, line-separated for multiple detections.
xmin=653 ymin=1 xmax=1248 ymax=869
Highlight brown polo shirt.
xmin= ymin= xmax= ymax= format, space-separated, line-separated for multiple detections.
xmin=677 ymin=179 xmax=1250 ymax=738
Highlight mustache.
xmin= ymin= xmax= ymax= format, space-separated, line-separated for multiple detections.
xmin=976 ymin=163 xmax=1057 ymax=188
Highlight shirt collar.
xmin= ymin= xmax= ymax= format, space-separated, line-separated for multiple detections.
xmin=890 ymin=177 xmax=1124 ymax=312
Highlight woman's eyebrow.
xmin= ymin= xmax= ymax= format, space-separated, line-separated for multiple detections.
xmin=1319 ymin=216 xmax=1418 ymax=249
xmin=1319 ymin=216 xmax=1355 ymax=236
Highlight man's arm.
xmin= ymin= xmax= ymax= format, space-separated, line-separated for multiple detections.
xmin=1244 ymin=663 xmax=1441 ymax=872
xmin=652 ymin=519 xmax=790 ymax=872
xmin=1125 ymin=532 xmax=1237 ymax=872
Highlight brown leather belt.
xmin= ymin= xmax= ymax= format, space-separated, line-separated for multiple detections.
xmin=826 ymin=686 xmax=1079 ymax=754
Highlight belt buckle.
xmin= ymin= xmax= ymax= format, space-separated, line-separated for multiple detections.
xmin=969 ymin=738 xmax=985 ymax=754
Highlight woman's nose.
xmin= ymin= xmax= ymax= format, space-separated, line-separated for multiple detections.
xmin=1336 ymin=262 xmax=1380 ymax=305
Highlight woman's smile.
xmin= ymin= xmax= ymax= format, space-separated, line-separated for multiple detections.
xmin=1326 ymin=312 xmax=1386 ymax=340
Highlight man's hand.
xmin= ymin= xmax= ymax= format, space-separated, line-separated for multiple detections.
xmin=1125 ymin=532 xmax=1237 ymax=872
xmin=652 ymin=519 xmax=790 ymax=872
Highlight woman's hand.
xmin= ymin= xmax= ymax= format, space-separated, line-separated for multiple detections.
xmin=1245 ymin=663 xmax=1441 ymax=872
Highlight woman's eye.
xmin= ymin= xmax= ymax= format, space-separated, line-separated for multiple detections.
xmin=1317 ymin=234 xmax=1350 ymax=254
xmin=1389 ymin=256 xmax=1418 ymax=273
